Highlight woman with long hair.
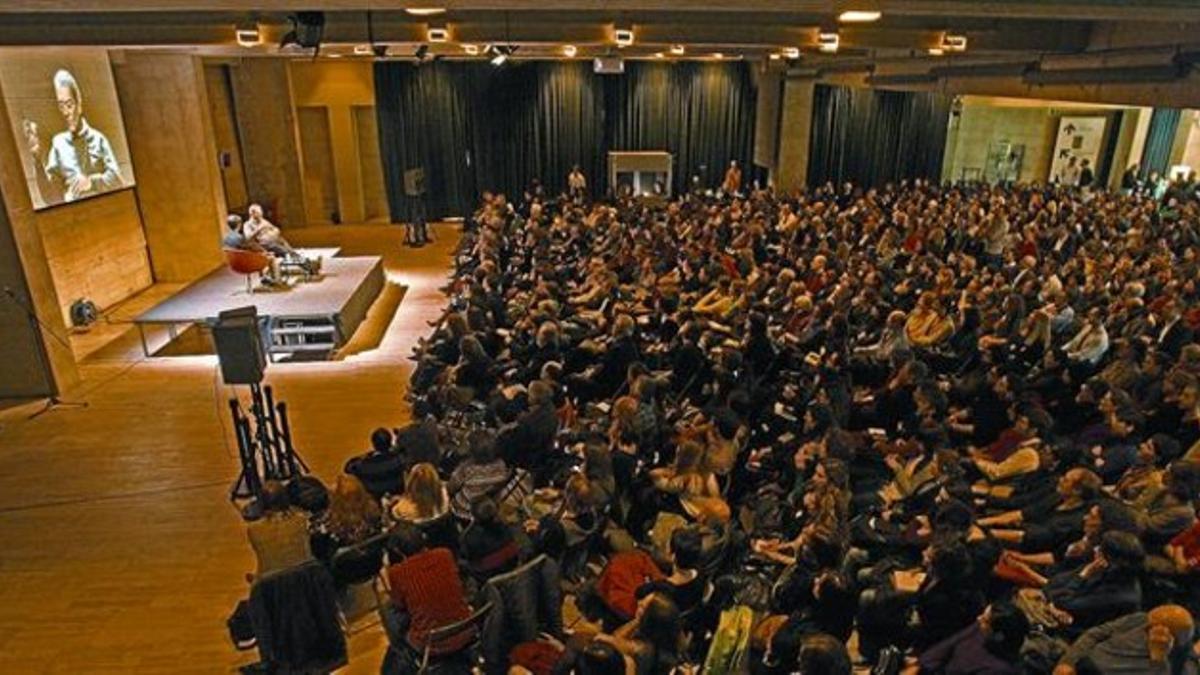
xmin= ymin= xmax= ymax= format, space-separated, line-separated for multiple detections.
xmin=310 ymin=474 xmax=382 ymax=564
xmin=391 ymin=462 xmax=449 ymax=523
xmin=649 ymin=440 xmax=731 ymax=525
xmin=591 ymin=592 xmax=682 ymax=675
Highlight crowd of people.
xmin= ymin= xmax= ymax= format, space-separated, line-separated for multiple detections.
xmin=244 ymin=172 xmax=1200 ymax=674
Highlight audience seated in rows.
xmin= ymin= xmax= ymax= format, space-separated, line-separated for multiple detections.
xmin=245 ymin=173 xmax=1200 ymax=674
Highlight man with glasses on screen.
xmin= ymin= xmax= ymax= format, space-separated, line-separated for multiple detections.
xmin=36 ymin=69 xmax=123 ymax=203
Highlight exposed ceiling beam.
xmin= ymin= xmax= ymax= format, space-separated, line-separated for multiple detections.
xmin=0 ymin=9 xmax=1094 ymax=55
xmin=2 ymin=1 xmax=1200 ymax=23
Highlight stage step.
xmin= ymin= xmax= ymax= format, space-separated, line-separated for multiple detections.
xmin=267 ymin=316 xmax=341 ymax=358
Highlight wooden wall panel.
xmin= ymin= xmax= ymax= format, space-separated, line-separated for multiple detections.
xmin=204 ymin=64 xmax=249 ymax=213
xmin=229 ymin=58 xmax=307 ymax=228
xmin=115 ymin=52 xmax=225 ymax=282
xmin=290 ymin=61 xmax=376 ymax=224
xmin=297 ymin=106 xmax=338 ymax=224
xmin=354 ymin=105 xmax=389 ymax=222
xmin=36 ymin=189 xmax=152 ymax=321
xmin=0 ymin=78 xmax=80 ymax=395
xmin=0 ymin=182 xmax=56 ymax=397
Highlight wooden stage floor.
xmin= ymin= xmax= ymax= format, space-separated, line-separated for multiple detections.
xmin=0 ymin=224 xmax=459 ymax=673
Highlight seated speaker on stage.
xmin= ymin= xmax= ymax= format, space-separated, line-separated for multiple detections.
xmin=223 ymin=213 xmax=282 ymax=286
xmin=243 ymin=203 xmax=321 ymax=275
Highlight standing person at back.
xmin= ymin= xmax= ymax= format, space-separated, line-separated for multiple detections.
xmin=723 ymin=160 xmax=743 ymax=195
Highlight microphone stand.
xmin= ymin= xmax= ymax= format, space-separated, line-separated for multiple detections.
xmin=2 ymin=286 xmax=88 ymax=419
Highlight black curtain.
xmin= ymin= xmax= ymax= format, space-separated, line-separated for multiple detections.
xmin=374 ymin=60 xmax=757 ymax=221
xmin=807 ymin=84 xmax=952 ymax=188
xmin=375 ymin=62 xmax=478 ymax=221
xmin=604 ymin=62 xmax=757 ymax=193
xmin=1141 ymin=107 xmax=1181 ymax=177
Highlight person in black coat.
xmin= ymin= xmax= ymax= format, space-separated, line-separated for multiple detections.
xmin=344 ymin=428 xmax=407 ymax=500
xmin=1044 ymin=530 xmax=1145 ymax=635
xmin=1154 ymin=298 xmax=1195 ymax=360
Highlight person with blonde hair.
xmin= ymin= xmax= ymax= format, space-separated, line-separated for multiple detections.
xmin=392 ymin=462 xmax=449 ymax=523
xmin=649 ymin=440 xmax=730 ymax=525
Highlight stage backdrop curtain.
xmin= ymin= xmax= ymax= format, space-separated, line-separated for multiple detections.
xmin=807 ymin=84 xmax=952 ymax=188
xmin=1141 ymin=107 xmax=1182 ymax=178
xmin=374 ymin=62 xmax=479 ymax=222
xmin=374 ymin=60 xmax=757 ymax=221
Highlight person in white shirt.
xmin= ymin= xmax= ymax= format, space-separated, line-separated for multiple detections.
xmin=242 ymin=204 xmax=295 ymax=255
xmin=25 ymin=69 xmax=124 ymax=206
xmin=1064 ymin=308 xmax=1110 ymax=366
xmin=1059 ymin=157 xmax=1082 ymax=187
xmin=567 ymin=165 xmax=587 ymax=201
xmin=242 ymin=204 xmax=321 ymax=274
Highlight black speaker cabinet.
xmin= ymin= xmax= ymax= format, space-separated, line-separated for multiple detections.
xmin=212 ymin=306 xmax=267 ymax=385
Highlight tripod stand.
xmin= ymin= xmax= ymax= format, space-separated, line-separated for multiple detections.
xmin=2 ymin=286 xmax=88 ymax=420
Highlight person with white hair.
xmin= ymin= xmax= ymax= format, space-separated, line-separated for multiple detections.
xmin=40 ymin=69 xmax=123 ymax=203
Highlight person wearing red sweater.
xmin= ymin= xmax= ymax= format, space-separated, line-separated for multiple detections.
xmin=385 ymin=523 xmax=474 ymax=656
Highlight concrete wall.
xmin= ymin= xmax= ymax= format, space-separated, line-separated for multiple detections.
xmin=115 ymin=53 xmax=225 ymax=282
xmin=775 ymin=76 xmax=815 ymax=193
xmin=942 ymin=96 xmax=1136 ymax=184
xmin=229 ymin=58 xmax=307 ymax=229
xmin=753 ymin=68 xmax=783 ymax=173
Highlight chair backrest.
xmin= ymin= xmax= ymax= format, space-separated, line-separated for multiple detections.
xmin=225 ymin=247 xmax=272 ymax=274
xmin=480 ymin=553 xmax=563 ymax=667
xmin=427 ymin=600 xmax=494 ymax=647
xmin=330 ymin=532 xmax=386 ymax=586
xmin=417 ymin=510 xmax=460 ymax=553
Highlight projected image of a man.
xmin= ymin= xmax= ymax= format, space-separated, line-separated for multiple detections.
xmin=28 ymin=69 xmax=123 ymax=203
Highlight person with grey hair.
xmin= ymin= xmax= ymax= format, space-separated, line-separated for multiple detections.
xmin=37 ymin=69 xmax=123 ymax=203
xmin=242 ymin=203 xmax=321 ymax=274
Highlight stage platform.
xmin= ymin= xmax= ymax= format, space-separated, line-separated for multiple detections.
xmin=133 ymin=249 xmax=385 ymax=359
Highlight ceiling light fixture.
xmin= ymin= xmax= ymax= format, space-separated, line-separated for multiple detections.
xmin=490 ymin=45 xmax=515 ymax=66
xmin=942 ymin=34 xmax=968 ymax=52
xmin=783 ymin=47 xmax=801 ymax=59
xmin=769 ymin=53 xmax=782 ymax=61
xmin=818 ymin=32 xmax=840 ymax=53
xmin=671 ymin=44 xmax=685 ymax=55
xmin=427 ymin=27 xmax=449 ymax=42
xmin=563 ymin=44 xmax=577 ymax=57
xmin=713 ymin=52 xmax=724 ymax=60
xmin=655 ymin=52 xmax=665 ymax=59
xmin=928 ymin=47 xmax=945 ymax=56
xmin=615 ymin=28 xmax=635 ymax=47
xmin=354 ymin=44 xmax=372 ymax=55
xmin=463 ymin=44 xmax=479 ymax=55
xmin=838 ymin=10 xmax=882 ymax=23
xmin=405 ymin=7 xmax=446 ymax=16
xmin=235 ymin=25 xmax=261 ymax=47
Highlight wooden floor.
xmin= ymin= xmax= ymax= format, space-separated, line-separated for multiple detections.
xmin=0 ymin=224 xmax=459 ymax=673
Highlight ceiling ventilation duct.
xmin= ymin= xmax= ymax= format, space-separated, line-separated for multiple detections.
xmin=931 ymin=61 xmax=1036 ymax=78
xmin=1023 ymin=62 xmax=1190 ymax=85
xmin=867 ymin=72 xmax=938 ymax=86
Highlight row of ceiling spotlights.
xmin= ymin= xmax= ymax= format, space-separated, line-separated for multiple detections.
xmin=234 ymin=7 xmax=897 ymax=51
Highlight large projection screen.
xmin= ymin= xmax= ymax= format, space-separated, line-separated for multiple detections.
xmin=0 ymin=48 xmax=136 ymax=210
